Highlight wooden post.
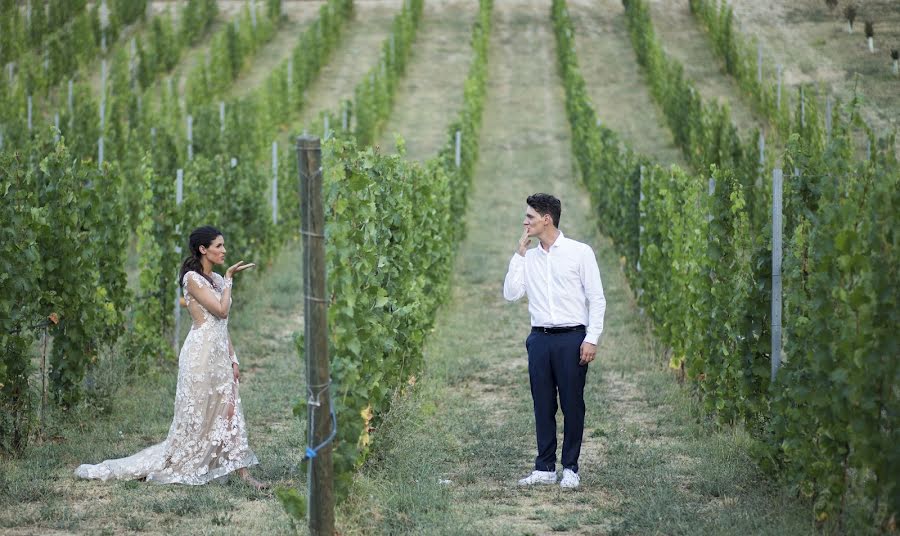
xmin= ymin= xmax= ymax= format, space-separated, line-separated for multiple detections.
xmin=771 ymin=168 xmax=783 ymax=382
xmin=757 ymin=42 xmax=762 ymax=84
xmin=637 ymin=166 xmax=644 ymax=276
xmin=287 ymin=57 xmax=293 ymax=99
xmin=272 ymin=141 xmax=278 ymax=224
xmin=174 ymin=169 xmax=184 ymax=354
xmin=825 ymin=95 xmax=833 ymax=140
xmin=98 ymin=136 xmax=104 ymax=167
xmin=296 ymin=135 xmax=334 ymax=536
xmin=758 ymin=131 xmax=765 ymax=168
xmin=220 ymin=101 xmax=226 ymax=133
xmin=776 ymin=64 xmax=782 ymax=109
xmin=54 ymin=113 xmax=59 ymax=143
xmin=454 ymin=130 xmax=461 ymax=168
xmin=187 ymin=115 xmax=193 ymax=161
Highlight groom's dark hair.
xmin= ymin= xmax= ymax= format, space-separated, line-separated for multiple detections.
xmin=526 ymin=193 xmax=561 ymax=228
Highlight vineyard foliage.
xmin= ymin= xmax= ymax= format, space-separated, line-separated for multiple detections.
xmin=1 ymin=130 xmax=130 ymax=451
xmin=0 ymin=0 xmax=354 ymax=452
xmin=556 ymin=0 xmax=897 ymax=525
xmin=688 ymin=0 xmax=800 ymax=138
xmin=295 ymin=0 xmax=493 ymax=496
xmin=0 ymin=0 xmax=893 ymax=526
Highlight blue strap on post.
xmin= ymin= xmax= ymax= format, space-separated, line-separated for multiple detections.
xmin=303 ymin=406 xmax=337 ymax=461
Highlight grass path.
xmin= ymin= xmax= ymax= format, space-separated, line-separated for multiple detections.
xmin=339 ymin=1 xmax=813 ymax=533
xmin=378 ymin=0 xmax=476 ymax=160
xmin=568 ymin=0 xmax=683 ymax=167
xmin=645 ymin=0 xmax=763 ymax=135
xmin=282 ymin=0 xmax=402 ymax=143
xmin=224 ymin=1 xmax=325 ymax=100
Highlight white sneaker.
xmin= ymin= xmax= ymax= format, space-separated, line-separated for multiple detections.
xmin=517 ymin=470 xmax=557 ymax=486
xmin=560 ymin=468 xmax=580 ymax=489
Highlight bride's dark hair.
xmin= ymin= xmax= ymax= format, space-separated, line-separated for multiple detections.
xmin=179 ymin=226 xmax=223 ymax=287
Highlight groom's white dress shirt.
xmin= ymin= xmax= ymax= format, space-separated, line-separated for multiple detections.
xmin=503 ymin=231 xmax=606 ymax=345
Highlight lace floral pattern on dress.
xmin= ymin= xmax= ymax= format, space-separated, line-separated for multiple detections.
xmin=75 ymin=271 xmax=258 ymax=485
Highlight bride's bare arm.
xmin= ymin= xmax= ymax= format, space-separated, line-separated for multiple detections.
xmin=186 ymin=274 xmax=233 ymax=319
xmin=185 ymin=262 xmax=254 ymax=319
xmin=227 ymin=334 xmax=238 ymax=364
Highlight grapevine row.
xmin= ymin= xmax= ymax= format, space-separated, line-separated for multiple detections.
xmin=557 ymin=0 xmax=897 ymax=526
xmin=0 ymin=0 xmax=353 ymax=452
xmin=304 ymin=0 xmax=493 ymax=495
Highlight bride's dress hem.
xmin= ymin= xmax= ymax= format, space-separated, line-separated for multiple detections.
xmin=74 ymin=271 xmax=259 ymax=487
xmin=74 ymin=452 xmax=259 ymax=486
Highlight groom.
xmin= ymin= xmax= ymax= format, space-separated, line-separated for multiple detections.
xmin=502 ymin=193 xmax=606 ymax=489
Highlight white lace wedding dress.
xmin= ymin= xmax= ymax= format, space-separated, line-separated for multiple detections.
xmin=75 ymin=271 xmax=258 ymax=485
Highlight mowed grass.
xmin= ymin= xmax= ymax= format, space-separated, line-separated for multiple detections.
xmin=728 ymin=0 xmax=899 ymax=154
xmin=568 ymin=0 xmax=684 ymax=167
xmin=338 ymin=1 xmax=813 ymax=534
xmin=224 ymin=1 xmax=326 ymax=100
xmin=0 ymin=243 xmax=308 ymax=534
xmin=283 ymin=0 xmax=402 ymax=143
xmin=644 ymin=0 xmax=764 ymax=135
xmin=378 ymin=0 xmax=477 ymax=161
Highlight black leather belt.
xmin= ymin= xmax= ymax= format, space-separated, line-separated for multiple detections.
xmin=531 ymin=325 xmax=586 ymax=334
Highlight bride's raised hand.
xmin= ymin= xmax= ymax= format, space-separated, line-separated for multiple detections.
xmin=225 ymin=261 xmax=256 ymax=279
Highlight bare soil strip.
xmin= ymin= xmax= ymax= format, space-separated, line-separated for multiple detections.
xmin=568 ymin=0 xmax=684 ymax=167
xmin=378 ymin=0 xmax=477 ymax=161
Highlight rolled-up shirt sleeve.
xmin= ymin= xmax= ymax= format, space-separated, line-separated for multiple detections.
xmin=581 ymin=246 xmax=606 ymax=345
xmin=503 ymin=253 xmax=527 ymax=302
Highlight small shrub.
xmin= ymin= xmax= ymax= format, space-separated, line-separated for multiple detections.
xmin=864 ymin=20 xmax=874 ymax=52
xmin=844 ymin=5 xmax=856 ymax=31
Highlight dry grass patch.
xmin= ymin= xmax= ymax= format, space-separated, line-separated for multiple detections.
xmin=729 ymin=0 xmax=899 ymax=150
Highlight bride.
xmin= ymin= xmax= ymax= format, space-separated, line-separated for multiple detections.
xmin=75 ymin=226 xmax=266 ymax=489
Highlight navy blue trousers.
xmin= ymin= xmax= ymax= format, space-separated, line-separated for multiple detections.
xmin=526 ymin=330 xmax=588 ymax=473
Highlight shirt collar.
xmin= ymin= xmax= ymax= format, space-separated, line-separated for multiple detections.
xmin=538 ymin=230 xmax=565 ymax=254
